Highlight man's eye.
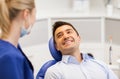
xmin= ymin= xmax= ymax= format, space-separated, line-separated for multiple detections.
xmin=67 ymin=31 xmax=72 ymax=34
xmin=57 ymin=34 xmax=62 ymax=38
xmin=67 ymin=31 xmax=70 ymax=33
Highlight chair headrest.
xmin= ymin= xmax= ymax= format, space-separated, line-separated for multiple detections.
xmin=48 ymin=37 xmax=62 ymax=61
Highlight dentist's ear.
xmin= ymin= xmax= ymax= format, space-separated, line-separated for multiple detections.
xmin=23 ymin=9 xmax=30 ymax=20
xmin=22 ymin=9 xmax=31 ymax=28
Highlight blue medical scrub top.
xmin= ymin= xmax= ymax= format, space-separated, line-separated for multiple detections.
xmin=0 ymin=39 xmax=34 ymax=79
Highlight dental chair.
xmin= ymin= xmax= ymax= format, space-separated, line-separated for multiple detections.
xmin=36 ymin=37 xmax=62 ymax=79
xmin=36 ymin=37 xmax=94 ymax=79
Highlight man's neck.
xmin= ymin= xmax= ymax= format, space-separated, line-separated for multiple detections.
xmin=71 ymin=50 xmax=82 ymax=62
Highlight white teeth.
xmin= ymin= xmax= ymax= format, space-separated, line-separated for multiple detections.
xmin=64 ymin=40 xmax=71 ymax=45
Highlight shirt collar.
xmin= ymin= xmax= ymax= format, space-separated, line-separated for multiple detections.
xmin=61 ymin=53 xmax=88 ymax=64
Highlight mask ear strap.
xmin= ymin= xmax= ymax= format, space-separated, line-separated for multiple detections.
xmin=20 ymin=21 xmax=28 ymax=37
xmin=27 ymin=24 xmax=33 ymax=34
xmin=27 ymin=14 xmax=34 ymax=34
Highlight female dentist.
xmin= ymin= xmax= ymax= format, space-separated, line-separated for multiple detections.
xmin=0 ymin=0 xmax=36 ymax=79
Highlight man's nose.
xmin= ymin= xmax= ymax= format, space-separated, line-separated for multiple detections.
xmin=63 ymin=33 xmax=69 ymax=40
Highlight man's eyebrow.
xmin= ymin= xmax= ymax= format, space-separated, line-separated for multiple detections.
xmin=56 ymin=28 xmax=73 ymax=37
xmin=66 ymin=29 xmax=72 ymax=31
xmin=56 ymin=32 xmax=62 ymax=37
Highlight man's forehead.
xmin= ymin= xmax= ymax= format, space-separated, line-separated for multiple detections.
xmin=55 ymin=25 xmax=73 ymax=34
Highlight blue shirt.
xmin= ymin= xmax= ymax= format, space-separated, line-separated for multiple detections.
xmin=44 ymin=53 xmax=118 ymax=79
xmin=0 ymin=40 xmax=34 ymax=79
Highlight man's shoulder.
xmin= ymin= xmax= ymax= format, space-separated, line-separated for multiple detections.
xmin=48 ymin=61 xmax=61 ymax=69
xmin=48 ymin=61 xmax=68 ymax=71
xmin=45 ymin=61 xmax=64 ymax=75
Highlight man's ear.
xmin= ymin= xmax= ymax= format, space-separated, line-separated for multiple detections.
xmin=55 ymin=43 xmax=60 ymax=51
xmin=78 ymin=35 xmax=81 ymax=43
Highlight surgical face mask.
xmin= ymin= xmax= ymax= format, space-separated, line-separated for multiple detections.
xmin=20 ymin=25 xmax=32 ymax=37
xmin=20 ymin=17 xmax=33 ymax=37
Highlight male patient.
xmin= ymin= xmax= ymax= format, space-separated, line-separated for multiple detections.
xmin=45 ymin=21 xmax=118 ymax=79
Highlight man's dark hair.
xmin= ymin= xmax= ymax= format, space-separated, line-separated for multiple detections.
xmin=52 ymin=21 xmax=79 ymax=43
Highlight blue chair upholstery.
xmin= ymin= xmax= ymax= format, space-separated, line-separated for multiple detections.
xmin=36 ymin=37 xmax=61 ymax=79
xmin=36 ymin=60 xmax=57 ymax=79
xmin=48 ymin=37 xmax=62 ymax=61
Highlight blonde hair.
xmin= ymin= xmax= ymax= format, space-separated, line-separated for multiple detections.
xmin=0 ymin=0 xmax=35 ymax=38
